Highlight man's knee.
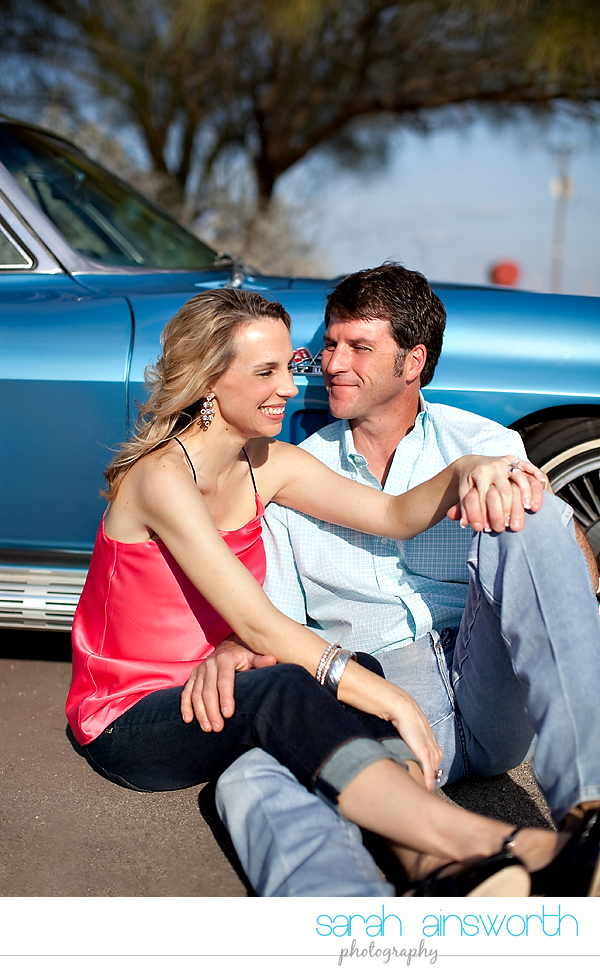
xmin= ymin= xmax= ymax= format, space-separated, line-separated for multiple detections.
xmin=492 ymin=492 xmax=571 ymax=544
xmin=470 ymin=492 xmax=575 ymax=577
xmin=519 ymin=491 xmax=573 ymax=534
xmin=215 ymin=750 xmax=297 ymax=820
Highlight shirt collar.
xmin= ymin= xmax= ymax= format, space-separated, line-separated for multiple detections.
xmin=343 ymin=394 xmax=430 ymax=469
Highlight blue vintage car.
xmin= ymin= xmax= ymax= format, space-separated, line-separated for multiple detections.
xmin=1 ymin=118 xmax=599 ymax=629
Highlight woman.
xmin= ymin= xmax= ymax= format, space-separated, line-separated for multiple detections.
xmin=66 ymin=289 xmax=597 ymax=896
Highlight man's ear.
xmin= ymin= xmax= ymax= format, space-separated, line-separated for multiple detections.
xmin=404 ymin=345 xmax=427 ymax=383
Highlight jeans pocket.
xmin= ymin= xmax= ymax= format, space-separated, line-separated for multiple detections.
xmin=430 ymin=632 xmax=456 ymax=718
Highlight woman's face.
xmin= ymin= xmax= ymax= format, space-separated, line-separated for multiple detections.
xmin=212 ymin=317 xmax=298 ymax=438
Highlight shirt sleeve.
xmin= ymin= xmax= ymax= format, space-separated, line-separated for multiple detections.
xmin=262 ymin=503 xmax=309 ymax=624
xmin=511 ymin=431 xmax=529 ymax=461
xmin=463 ymin=424 xmax=528 ymax=463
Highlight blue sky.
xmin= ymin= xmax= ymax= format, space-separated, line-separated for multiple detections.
xmin=283 ymin=115 xmax=600 ymax=296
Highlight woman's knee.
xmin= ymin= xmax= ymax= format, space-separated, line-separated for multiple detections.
xmin=234 ymin=662 xmax=321 ymax=712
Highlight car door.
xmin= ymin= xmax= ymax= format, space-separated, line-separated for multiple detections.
xmin=0 ymin=201 xmax=132 ymax=557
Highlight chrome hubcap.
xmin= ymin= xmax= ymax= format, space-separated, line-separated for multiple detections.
xmin=546 ymin=446 xmax=600 ymax=564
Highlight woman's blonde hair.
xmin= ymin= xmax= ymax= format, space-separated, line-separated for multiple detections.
xmin=103 ymin=289 xmax=292 ymax=499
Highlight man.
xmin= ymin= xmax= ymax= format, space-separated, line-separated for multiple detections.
xmin=213 ymin=264 xmax=600 ymax=896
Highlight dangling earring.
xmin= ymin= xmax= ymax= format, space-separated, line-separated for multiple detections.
xmin=198 ymin=393 xmax=216 ymax=430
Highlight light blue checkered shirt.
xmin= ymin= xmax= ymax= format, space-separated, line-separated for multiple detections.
xmin=263 ymin=400 xmax=526 ymax=655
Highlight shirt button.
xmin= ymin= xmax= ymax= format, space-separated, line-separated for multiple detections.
xmin=382 ymin=538 xmax=389 ymax=544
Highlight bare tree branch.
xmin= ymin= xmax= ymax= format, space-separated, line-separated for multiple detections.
xmin=2 ymin=0 xmax=598 ymax=212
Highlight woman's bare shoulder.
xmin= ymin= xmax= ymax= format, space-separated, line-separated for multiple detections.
xmin=245 ymin=436 xmax=294 ymax=459
xmin=243 ymin=437 xmax=319 ymax=503
xmin=115 ymin=442 xmax=201 ymax=508
xmin=106 ymin=441 xmax=214 ymax=543
xmin=244 ymin=437 xmax=301 ymax=475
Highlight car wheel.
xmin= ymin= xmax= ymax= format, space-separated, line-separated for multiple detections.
xmin=522 ymin=417 xmax=600 ymax=568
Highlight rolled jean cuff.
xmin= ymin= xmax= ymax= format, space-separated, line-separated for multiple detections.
xmin=314 ymin=736 xmax=417 ymax=811
xmin=380 ymin=736 xmax=422 ymax=771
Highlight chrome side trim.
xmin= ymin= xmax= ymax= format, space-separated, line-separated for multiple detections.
xmin=0 ymin=565 xmax=87 ymax=631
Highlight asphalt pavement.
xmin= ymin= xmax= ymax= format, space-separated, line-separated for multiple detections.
xmin=1 ymin=629 xmax=553 ymax=898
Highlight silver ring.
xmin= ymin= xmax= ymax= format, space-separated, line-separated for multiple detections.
xmin=509 ymin=458 xmax=520 ymax=474
xmin=435 ymin=768 xmax=443 ymax=783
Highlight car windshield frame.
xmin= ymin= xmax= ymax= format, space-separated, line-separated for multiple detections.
xmin=0 ymin=124 xmax=219 ymax=271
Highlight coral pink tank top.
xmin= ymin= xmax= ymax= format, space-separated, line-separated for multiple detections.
xmin=66 ymin=493 xmax=266 ymax=745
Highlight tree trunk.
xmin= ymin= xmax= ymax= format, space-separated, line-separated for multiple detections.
xmin=254 ymin=160 xmax=277 ymax=210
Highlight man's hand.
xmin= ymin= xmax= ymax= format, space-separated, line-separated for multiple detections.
xmin=181 ymin=636 xmax=277 ymax=731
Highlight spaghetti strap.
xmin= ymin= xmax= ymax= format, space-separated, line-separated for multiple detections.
xmin=242 ymin=447 xmax=258 ymax=494
xmin=173 ymin=437 xmax=197 ymax=483
xmin=174 ymin=438 xmax=256 ymax=495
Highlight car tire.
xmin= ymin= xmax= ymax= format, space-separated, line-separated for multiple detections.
xmin=522 ymin=417 xmax=600 ymax=568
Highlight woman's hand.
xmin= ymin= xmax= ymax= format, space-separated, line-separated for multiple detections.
xmin=450 ymin=455 xmax=547 ymax=532
xmin=383 ymin=687 xmax=443 ymax=791
xmin=181 ymin=637 xmax=277 ymax=731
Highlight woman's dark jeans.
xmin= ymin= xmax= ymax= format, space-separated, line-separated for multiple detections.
xmin=84 ymin=659 xmax=415 ymax=804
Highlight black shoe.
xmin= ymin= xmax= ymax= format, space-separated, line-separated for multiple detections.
xmin=407 ymin=830 xmax=530 ymax=897
xmin=530 ymin=809 xmax=600 ymax=897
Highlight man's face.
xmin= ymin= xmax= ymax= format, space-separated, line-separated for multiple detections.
xmin=322 ymin=315 xmax=417 ymax=422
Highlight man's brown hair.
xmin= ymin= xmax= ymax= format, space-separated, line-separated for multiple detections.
xmin=325 ymin=263 xmax=446 ymax=387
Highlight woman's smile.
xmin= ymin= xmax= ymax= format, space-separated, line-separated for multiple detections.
xmin=259 ymin=404 xmax=286 ymax=419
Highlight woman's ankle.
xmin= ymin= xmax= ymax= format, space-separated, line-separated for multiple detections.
xmin=398 ymin=827 xmax=568 ymax=881
xmin=510 ymin=828 xmax=569 ymax=872
xmin=390 ymin=843 xmax=451 ymax=884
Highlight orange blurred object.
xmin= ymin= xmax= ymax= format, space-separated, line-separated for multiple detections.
xmin=489 ymin=261 xmax=521 ymax=286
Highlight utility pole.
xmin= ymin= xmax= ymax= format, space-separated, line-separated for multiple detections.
xmin=549 ymin=145 xmax=574 ymax=294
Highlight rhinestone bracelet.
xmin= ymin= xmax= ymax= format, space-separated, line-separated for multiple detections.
xmin=316 ymin=643 xmax=342 ymax=686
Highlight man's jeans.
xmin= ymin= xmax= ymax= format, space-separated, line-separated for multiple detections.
xmin=216 ymin=494 xmax=600 ymax=896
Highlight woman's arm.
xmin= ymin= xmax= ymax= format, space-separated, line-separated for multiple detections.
xmin=264 ymin=441 xmax=546 ymax=537
xmin=134 ymin=462 xmax=442 ymax=786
